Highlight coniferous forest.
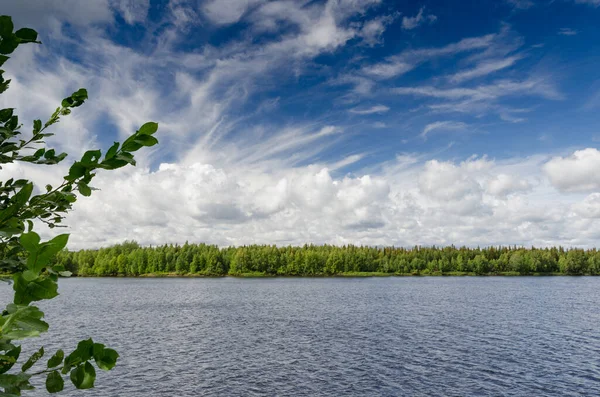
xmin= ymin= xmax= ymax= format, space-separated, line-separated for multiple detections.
xmin=53 ymin=242 xmax=600 ymax=277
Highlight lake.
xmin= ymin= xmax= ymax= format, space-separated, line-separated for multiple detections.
xmin=2 ymin=277 xmax=600 ymax=396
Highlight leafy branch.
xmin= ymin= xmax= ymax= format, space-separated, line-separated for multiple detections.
xmin=0 ymin=15 xmax=159 ymax=394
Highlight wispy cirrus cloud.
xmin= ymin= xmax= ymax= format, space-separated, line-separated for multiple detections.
xmin=505 ymin=0 xmax=535 ymax=10
xmin=420 ymin=121 xmax=468 ymax=139
xmin=558 ymin=28 xmax=578 ymax=36
xmin=401 ymin=7 xmax=437 ymax=30
xmin=449 ymin=55 xmax=523 ymax=83
xmin=349 ymin=104 xmax=390 ymax=115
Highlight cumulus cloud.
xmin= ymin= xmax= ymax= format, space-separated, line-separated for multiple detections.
xmin=572 ymin=193 xmax=600 ymax=218
xmin=544 ymin=148 xmax=600 ymax=192
xmin=486 ymin=174 xmax=531 ymax=197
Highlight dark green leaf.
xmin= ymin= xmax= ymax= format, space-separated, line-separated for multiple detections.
xmin=15 ymin=28 xmax=37 ymax=42
xmin=0 ymin=55 xmax=9 ymax=67
xmin=61 ymin=88 xmax=88 ymax=108
xmin=47 ymin=350 xmax=64 ymax=368
xmin=0 ymin=108 xmax=13 ymax=122
xmin=134 ymin=134 xmax=158 ymax=147
xmin=0 ymin=16 xmax=14 ymax=38
xmin=65 ymin=339 xmax=93 ymax=367
xmin=44 ymin=149 xmax=56 ymax=159
xmin=81 ymin=150 xmax=101 ymax=165
xmin=66 ymin=162 xmax=86 ymax=181
xmin=33 ymin=119 xmax=42 ymax=133
xmin=21 ymin=347 xmax=44 ymax=372
xmin=0 ymin=35 xmax=19 ymax=55
xmin=46 ymin=370 xmax=64 ymax=393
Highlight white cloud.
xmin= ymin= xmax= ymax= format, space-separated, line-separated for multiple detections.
xmin=558 ymin=28 xmax=578 ymax=36
xmin=421 ymin=121 xmax=467 ymax=138
xmin=487 ymin=174 xmax=531 ymax=197
xmin=449 ymin=55 xmax=523 ymax=83
xmin=506 ymin=0 xmax=535 ymax=9
xmin=1 ymin=1 xmax=598 ymax=250
xmin=572 ymin=193 xmax=600 ymax=218
xmin=202 ymin=0 xmax=265 ymax=25
xmin=2 ymin=148 xmax=598 ymax=249
xmin=544 ymin=148 xmax=600 ymax=192
xmin=349 ymin=105 xmax=390 ymax=115
xmin=401 ymin=7 xmax=437 ymax=30
xmin=111 ymin=0 xmax=150 ymax=24
xmin=574 ymin=0 xmax=600 ymax=6
xmin=358 ymin=14 xmax=396 ymax=46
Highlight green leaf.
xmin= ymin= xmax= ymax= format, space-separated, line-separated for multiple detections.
xmin=138 ymin=121 xmax=158 ymax=135
xmin=77 ymin=182 xmax=91 ymax=197
xmin=0 ymin=108 xmax=13 ymax=122
xmin=0 ymin=346 xmax=20 ymax=374
xmin=121 ymin=137 xmax=143 ymax=152
xmin=44 ymin=148 xmax=56 ymax=159
xmin=20 ymin=231 xmax=40 ymax=253
xmin=66 ymin=162 xmax=86 ymax=181
xmin=134 ymin=134 xmax=158 ymax=147
xmin=14 ymin=28 xmax=37 ymax=42
xmin=22 ymin=270 xmax=37 ymax=282
xmin=65 ymin=339 xmax=94 ymax=368
xmin=0 ymin=304 xmax=49 ymax=339
xmin=0 ymin=16 xmax=14 ymax=38
xmin=93 ymin=344 xmax=119 ymax=371
xmin=104 ymin=142 xmax=119 ymax=160
xmin=61 ymin=88 xmax=87 ymax=108
xmin=70 ymin=362 xmax=95 ymax=389
xmin=81 ymin=149 xmax=101 ymax=165
xmin=46 ymin=370 xmax=64 ymax=393
xmin=58 ymin=271 xmax=72 ymax=277
xmin=21 ymin=347 xmax=44 ymax=372
xmin=13 ymin=274 xmax=59 ymax=305
xmin=0 ymin=55 xmax=9 ymax=67
xmin=0 ymin=183 xmax=33 ymax=223
xmin=33 ymin=119 xmax=42 ymax=133
xmin=115 ymin=152 xmax=135 ymax=166
xmin=26 ymin=234 xmax=69 ymax=274
xmin=0 ymin=372 xmax=32 ymax=392
xmin=47 ymin=350 xmax=64 ymax=368
xmin=0 ymin=35 xmax=19 ymax=55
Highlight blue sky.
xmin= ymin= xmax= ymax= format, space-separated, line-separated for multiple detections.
xmin=2 ymin=0 xmax=600 ymax=249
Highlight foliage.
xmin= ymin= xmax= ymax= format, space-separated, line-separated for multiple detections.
xmin=0 ymin=16 xmax=158 ymax=394
xmin=55 ymin=242 xmax=600 ymax=277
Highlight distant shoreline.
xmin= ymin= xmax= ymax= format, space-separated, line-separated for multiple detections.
xmin=64 ymin=271 xmax=590 ymax=278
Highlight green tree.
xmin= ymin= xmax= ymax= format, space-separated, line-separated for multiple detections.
xmin=0 ymin=17 xmax=158 ymax=394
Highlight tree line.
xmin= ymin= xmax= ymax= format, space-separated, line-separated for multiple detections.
xmin=52 ymin=242 xmax=600 ymax=276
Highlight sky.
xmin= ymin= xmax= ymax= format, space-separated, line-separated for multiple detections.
xmin=1 ymin=0 xmax=600 ymax=249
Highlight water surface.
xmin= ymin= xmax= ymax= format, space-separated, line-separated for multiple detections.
xmin=3 ymin=277 xmax=600 ymax=396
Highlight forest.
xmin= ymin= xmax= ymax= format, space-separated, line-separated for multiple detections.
xmin=53 ymin=242 xmax=600 ymax=277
